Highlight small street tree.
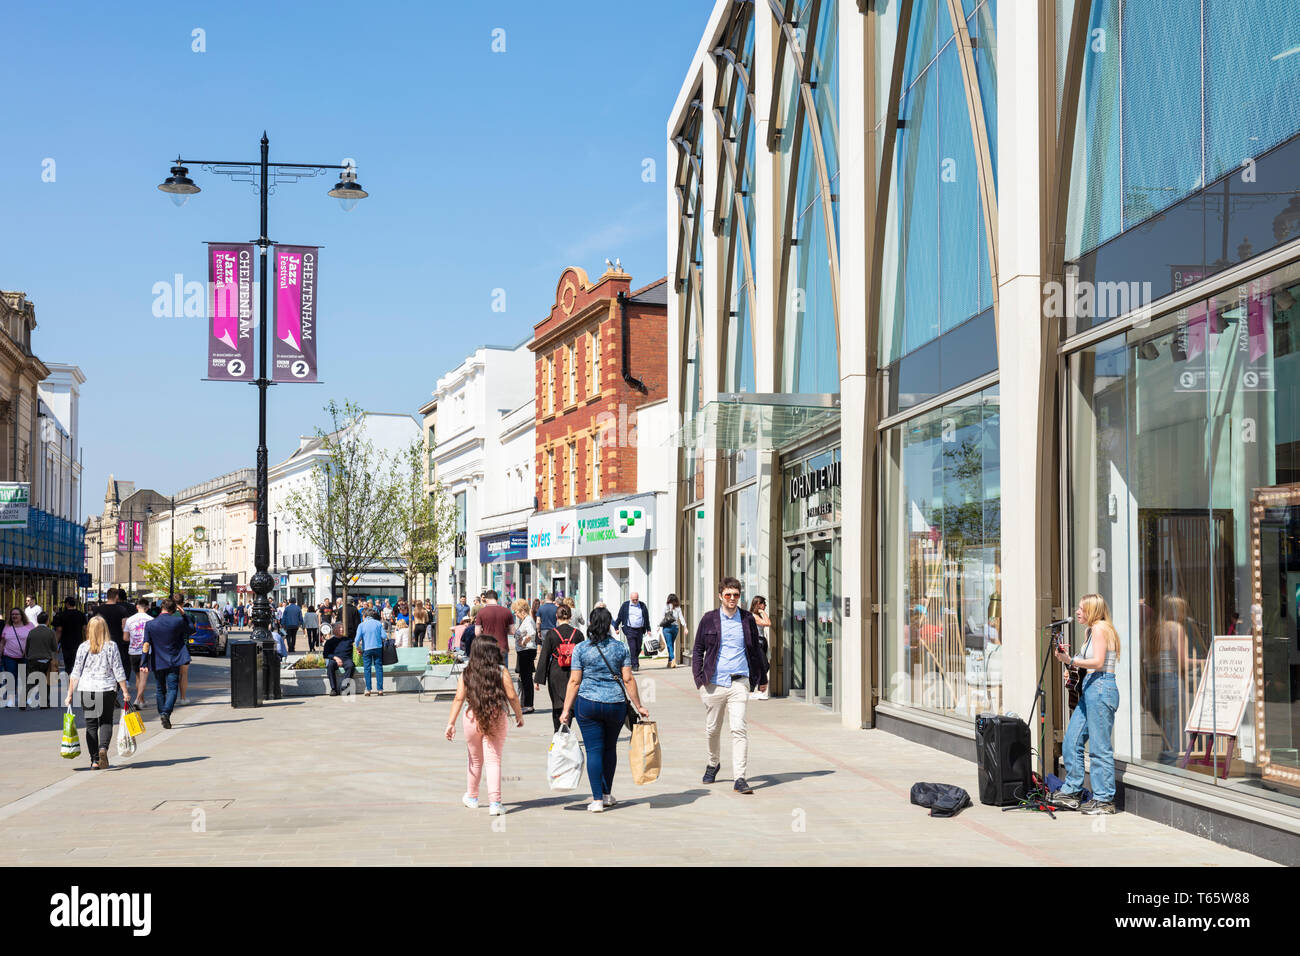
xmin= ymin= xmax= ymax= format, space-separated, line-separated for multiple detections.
xmin=388 ymin=439 xmax=458 ymax=600
xmin=137 ymin=537 xmax=210 ymax=601
xmin=281 ymin=399 xmax=403 ymax=608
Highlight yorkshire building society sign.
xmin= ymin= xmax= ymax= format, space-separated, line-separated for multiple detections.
xmin=574 ymin=495 xmax=655 ymax=557
xmin=0 ymin=483 xmax=29 ymax=529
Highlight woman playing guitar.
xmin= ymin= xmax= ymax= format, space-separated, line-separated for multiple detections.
xmin=1049 ymin=594 xmax=1121 ymax=815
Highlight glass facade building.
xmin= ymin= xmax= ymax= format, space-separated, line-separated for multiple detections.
xmin=669 ymin=0 xmax=1300 ymax=860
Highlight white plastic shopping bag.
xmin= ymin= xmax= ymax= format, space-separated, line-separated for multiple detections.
xmin=115 ymin=718 xmax=137 ymax=758
xmin=547 ymin=725 xmax=584 ymax=790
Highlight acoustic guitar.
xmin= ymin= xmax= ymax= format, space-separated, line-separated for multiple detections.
xmin=1064 ymin=660 xmax=1085 ymax=710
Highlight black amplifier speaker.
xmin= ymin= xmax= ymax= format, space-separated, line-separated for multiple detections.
xmin=974 ymin=713 xmax=1032 ymax=806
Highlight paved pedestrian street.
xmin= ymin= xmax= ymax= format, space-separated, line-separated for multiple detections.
xmin=0 ymin=654 xmax=1272 ymax=867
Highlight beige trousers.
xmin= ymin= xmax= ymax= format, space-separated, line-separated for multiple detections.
xmin=701 ymin=677 xmax=750 ymax=779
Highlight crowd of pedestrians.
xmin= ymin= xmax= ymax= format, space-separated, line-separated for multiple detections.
xmin=439 ymin=576 xmax=769 ymax=814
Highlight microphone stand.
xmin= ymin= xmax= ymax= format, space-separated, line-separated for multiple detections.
xmin=1028 ymin=621 xmax=1070 ymax=783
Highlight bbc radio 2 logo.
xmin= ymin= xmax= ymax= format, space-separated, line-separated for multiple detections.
xmin=274 ymin=358 xmax=312 ymax=379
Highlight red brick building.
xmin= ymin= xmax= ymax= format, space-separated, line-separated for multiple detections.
xmin=530 ymin=266 xmax=667 ymax=511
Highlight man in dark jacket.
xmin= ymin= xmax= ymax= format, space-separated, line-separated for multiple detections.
xmin=143 ymin=599 xmax=194 ymax=728
xmin=326 ymin=627 xmax=355 ymax=696
xmin=282 ymin=599 xmax=303 ymax=653
xmin=615 ymin=592 xmax=651 ymax=672
xmin=691 ymin=576 xmax=768 ymax=794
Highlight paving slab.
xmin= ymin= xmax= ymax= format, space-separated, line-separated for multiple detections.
xmin=0 ymin=654 xmax=1274 ymax=866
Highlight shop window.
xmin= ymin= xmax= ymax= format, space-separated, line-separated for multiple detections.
xmin=881 ymin=386 xmax=1001 ymax=720
xmin=1067 ymin=257 xmax=1300 ymax=807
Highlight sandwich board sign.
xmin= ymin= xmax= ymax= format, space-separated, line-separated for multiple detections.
xmin=0 ymin=483 xmax=30 ymax=529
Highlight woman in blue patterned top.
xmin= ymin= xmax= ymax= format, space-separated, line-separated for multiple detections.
xmin=560 ymin=606 xmax=648 ymax=812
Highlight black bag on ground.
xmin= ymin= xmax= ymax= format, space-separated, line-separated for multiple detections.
xmin=909 ymin=782 xmax=972 ymax=817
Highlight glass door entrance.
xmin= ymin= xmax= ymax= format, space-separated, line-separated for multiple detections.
xmin=788 ymin=546 xmax=807 ymax=694
xmin=812 ymin=542 xmax=835 ymax=709
xmin=785 ymin=538 xmax=838 ymax=709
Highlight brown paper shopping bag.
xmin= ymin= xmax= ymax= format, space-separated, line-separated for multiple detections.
xmin=629 ymin=720 xmax=661 ymax=785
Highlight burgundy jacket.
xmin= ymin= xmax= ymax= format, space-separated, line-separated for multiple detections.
xmin=691 ymin=607 xmax=769 ymax=690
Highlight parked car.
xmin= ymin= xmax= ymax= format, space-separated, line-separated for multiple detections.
xmin=184 ymin=607 xmax=228 ymax=656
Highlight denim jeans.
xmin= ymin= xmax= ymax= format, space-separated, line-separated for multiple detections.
xmin=575 ymin=696 xmax=624 ymax=801
xmin=155 ymin=667 xmax=180 ymax=717
xmin=662 ymin=625 xmax=678 ymax=662
xmin=1063 ymin=672 xmax=1119 ymax=802
xmin=363 ymin=647 xmax=384 ymax=691
xmin=1150 ymin=671 xmax=1181 ymax=765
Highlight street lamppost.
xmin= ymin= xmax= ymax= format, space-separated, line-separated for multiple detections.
xmin=158 ymin=134 xmax=367 ymax=662
xmin=147 ymin=499 xmax=200 ymax=598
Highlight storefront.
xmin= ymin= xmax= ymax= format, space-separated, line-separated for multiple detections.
xmin=527 ymin=508 xmax=578 ymax=603
xmin=208 ymin=573 xmax=238 ymax=608
xmin=1066 ymin=255 xmax=1300 ymax=813
xmin=286 ymin=572 xmax=314 ymax=607
xmin=573 ymin=493 xmax=657 ymax=611
xmin=781 ymin=442 xmax=842 ymax=711
xmin=341 ymin=572 xmax=406 ymax=605
xmin=480 ymin=530 xmax=529 ymax=603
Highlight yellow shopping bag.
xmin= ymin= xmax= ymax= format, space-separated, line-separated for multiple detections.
xmin=124 ymin=709 xmax=146 ymax=738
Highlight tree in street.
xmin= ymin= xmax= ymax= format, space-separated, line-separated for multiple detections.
xmin=281 ymin=399 xmax=404 ymax=607
xmin=137 ymin=537 xmax=210 ymax=601
xmin=389 ymin=438 xmax=458 ymax=599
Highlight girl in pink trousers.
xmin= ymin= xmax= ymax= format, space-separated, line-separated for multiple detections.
xmin=445 ymin=637 xmax=524 ymax=816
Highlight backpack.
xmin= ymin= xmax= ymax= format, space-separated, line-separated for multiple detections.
xmin=553 ymin=627 xmax=578 ymax=668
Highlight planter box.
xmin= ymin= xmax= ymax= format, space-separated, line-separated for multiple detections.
xmin=287 ymin=667 xmax=327 ymax=679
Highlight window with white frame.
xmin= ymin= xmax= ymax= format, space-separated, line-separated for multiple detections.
xmin=590 ymin=433 xmax=601 ymax=499
xmin=567 ymin=342 xmax=576 ymax=406
xmin=546 ymin=447 xmax=555 ymax=508
xmin=589 ymin=329 xmax=600 ymax=396
xmin=545 ymin=356 xmax=555 ymax=414
xmin=567 ymin=440 xmax=576 ymax=504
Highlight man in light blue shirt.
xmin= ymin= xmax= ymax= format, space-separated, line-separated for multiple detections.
xmin=692 ymin=576 xmax=768 ymax=794
xmin=355 ymin=611 xmax=387 ymax=696
xmin=712 ymin=604 xmax=749 ymax=686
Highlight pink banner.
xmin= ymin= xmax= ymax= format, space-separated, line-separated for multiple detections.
xmin=272 ymin=245 xmax=319 ymax=382
xmin=117 ymin=520 xmax=128 ymax=552
xmin=207 ymin=242 xmax=255 ymax=380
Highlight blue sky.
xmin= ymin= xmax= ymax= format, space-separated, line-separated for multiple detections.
xmin=0 ymin=0 xmax=706 ymax=515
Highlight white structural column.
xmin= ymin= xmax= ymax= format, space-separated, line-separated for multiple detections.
xmin=837 ymin=0 xmax=871 ymax=728
xmin=752 ymin=7 xmax=779 ymax=387
xmin=699 ymin=51 xmax=725 ymax=607
xmin=752 ymin=2 xmax=781 ymax=686
xmin=996 ymin=9 xmax=1047 ymax=724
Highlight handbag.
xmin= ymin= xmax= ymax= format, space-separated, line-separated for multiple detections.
xmin=60 ymin=706 xmax=81 ymax=759
xmin=381 ymin=638 xmax=398 ymax=666
xmin=124 ymin=708 xmax=146 ymax=738
xmin=590 ymin=639 xmax=640 ymax=732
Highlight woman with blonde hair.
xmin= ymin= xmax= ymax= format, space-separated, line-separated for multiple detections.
xmin=65 ymin=616 xmax=131 ymax=770
xmin=1051 ymin=593 xmax=1122 ymax=814
xmin=511 ymin=598 xmax=538 ymax=713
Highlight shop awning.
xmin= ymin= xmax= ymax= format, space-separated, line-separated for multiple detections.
xmin=667 ymin=393 xmax=840 ymax=451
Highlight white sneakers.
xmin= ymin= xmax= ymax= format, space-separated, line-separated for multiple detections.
xmin=602 ymin=794 xmax=618 ymax=807
xmin=587 ymin=800 xmax=605 ymax=812
xmin=463 ymin=793 xmax=505 ymax=815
